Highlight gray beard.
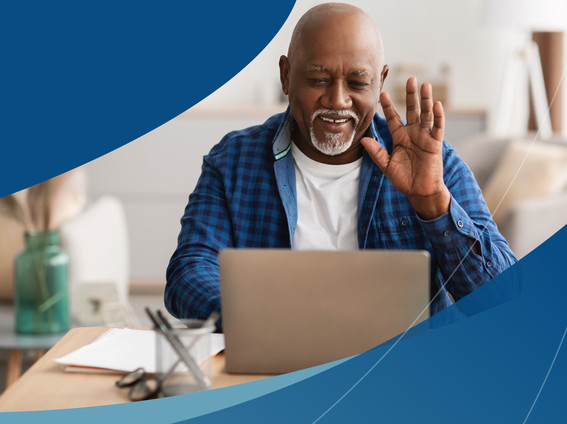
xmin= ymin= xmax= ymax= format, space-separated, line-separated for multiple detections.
xmin=309 ymin=128 xmax=355 ymax=156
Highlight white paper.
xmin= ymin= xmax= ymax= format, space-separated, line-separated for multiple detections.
xmin=55 ymin=328 xmax=225 ymax=374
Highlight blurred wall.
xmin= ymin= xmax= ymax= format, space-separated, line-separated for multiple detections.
xmin=202 ymin=0 xmax=538 ymax=133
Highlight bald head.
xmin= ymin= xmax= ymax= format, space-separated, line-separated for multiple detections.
xmin=288 ymin=3 xmax=384 ymax=69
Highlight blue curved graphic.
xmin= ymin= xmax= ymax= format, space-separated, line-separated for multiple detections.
xmin=0 ymin=1 xmax=295 ymax=197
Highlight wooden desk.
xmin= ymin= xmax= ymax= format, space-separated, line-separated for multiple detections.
xmin=0 ymin=327 xmax=272 ymax=412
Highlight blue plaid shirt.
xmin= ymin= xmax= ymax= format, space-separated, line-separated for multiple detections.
xmin=165 ymin=110 xmax=517 ymax=326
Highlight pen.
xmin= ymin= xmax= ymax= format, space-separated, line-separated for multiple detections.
xmin=145 ymin=308 xmax=210 ymax=390
xmin=155 ymin=310 xmax=219 ymax=383
xmin=157 ymin=310 xmax=219 ymax=334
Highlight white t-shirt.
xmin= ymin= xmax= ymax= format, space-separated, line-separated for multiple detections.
xmin=291 ymin=142 xmax=362 ymax=250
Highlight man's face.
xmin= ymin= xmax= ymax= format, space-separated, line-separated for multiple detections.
xmin=280 ymin=16 xmax=386 ymax=164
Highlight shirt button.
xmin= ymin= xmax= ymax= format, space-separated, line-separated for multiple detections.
xmin=401 ymin=219 xmax=409 ymax=227
xmin=457 ymin=220 xmax=464 ymax=228
xmin=486 ymin=261 xmax=492 ymax=267
xmin=443 ymin=230 xmax=450 ymax=237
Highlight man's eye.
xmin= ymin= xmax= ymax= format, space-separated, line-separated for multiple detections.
xmin=349 ymin=81 xmax=369 ymax=90
xmin=308 ymin=78 xmax=329 ymax=86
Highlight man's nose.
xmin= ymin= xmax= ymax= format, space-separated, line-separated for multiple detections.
xmin=322 ymin=81 xmax=352 ymax=110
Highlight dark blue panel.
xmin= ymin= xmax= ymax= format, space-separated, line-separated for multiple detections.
xmin=0 ymin=1 xmax=295 ymax=196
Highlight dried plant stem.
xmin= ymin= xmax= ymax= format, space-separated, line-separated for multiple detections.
xmin=28 ymin=180 xmax=51 ymax=231
xmin=43 ymin=180 xmax=53 ymax=232
xmin=31 ymin=247 xmax=56 ymax=332
xmin=0 ymin=195 xmax=33 ymax=232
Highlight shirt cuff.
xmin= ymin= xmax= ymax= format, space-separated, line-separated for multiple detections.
xmin=416 ymin=196 xmax=479 ymax=249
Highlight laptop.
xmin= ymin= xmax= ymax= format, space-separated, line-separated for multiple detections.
xmin=219 ymin=249 xmax=430 ymax=374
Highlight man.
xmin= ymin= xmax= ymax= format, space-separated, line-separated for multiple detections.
xmin=165 ymin=3 xmax=516 ymax=327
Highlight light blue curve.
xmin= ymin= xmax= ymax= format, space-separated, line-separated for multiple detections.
xmin=0 ymin=355 xmax=350 ymax=424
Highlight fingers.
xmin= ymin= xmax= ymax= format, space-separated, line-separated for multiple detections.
xmin=405 ymin=77 xmax=420 ymax=125
xmin=387 ymin=79 xmax=444 ymax=141
xmin=380 ymin=91 xmax=404 ymax=135
xmin=419 ymin=82 xmax=434 ymax=129
xmin=431 ymin=101 xmax=444 ymax=141
xmin=360 ymin=137 xmax=389 ymax=172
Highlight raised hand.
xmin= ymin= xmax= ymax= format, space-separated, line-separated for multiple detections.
xmin=361 ymin=77 xmax=451 ymax=220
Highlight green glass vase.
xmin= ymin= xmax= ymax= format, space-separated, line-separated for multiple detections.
xmin=14 ymin=231 xmax=69 ymax=334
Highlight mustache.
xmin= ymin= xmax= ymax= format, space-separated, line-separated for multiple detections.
xmin=311 ymin=109 xmax=360 ymax=124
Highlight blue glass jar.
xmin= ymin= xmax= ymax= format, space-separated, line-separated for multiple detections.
xmin=14 ymin=231 xmax=69 ymax=334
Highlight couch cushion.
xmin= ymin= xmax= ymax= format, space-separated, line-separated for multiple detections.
xmin=453 ymin=135 xmax=511 ymax=188
xmin=483 ymin=140 xmax=567 ymax=225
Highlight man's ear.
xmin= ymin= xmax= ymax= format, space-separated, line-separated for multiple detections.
xmin=379 ymin=64 xmax=389 ymax=91
xmin=279 ymin=55 xmax=290 ymax=95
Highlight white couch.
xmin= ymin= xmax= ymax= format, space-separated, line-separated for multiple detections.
xmin=454 ymin=134 xmax=567 ymax=259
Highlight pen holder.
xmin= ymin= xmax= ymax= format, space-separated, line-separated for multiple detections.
xmin=155 ymin=319 xmax=214 ymax=396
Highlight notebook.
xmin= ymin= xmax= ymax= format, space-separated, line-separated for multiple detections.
xmin=219 ymin=249 xmax=430 ymax=374
xmin=54 ymin=328 xmax=225 ymax=373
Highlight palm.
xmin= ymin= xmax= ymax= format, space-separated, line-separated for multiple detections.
xmin=361 ymin=77 xmax=450 ymax=218
xmin=385 ymin=117 xmax=444 ymax=197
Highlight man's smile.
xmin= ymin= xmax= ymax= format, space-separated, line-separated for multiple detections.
xmin=319 ymin=116 xmax=349 ymax=124
xmin=312 ymin=109 xmax=359 ymax=132
xmin=316 ymin=115 xmax=354 ymax=134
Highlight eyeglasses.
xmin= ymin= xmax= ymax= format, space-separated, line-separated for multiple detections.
xmin=116 ymin=367 xmax=162 ymax=401
xmin=116 ymin=345 xmax=189 ymax=401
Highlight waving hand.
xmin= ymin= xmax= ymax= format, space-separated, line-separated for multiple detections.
xmin=361 ymin=77 xmax=451 ymax=219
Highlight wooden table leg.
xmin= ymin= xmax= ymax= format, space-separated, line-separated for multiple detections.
xmin=6 ymin=350 xmax=23 ymax=388
xmin=34 ymin=350 xmax=45 ymax=362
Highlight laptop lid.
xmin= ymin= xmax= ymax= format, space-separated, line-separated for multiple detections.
xmin=220 ymin=249 xmax=430 ymax=374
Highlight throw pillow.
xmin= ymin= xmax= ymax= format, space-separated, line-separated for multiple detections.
xmin=483 ymin=139 xmax=567 ymax=226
